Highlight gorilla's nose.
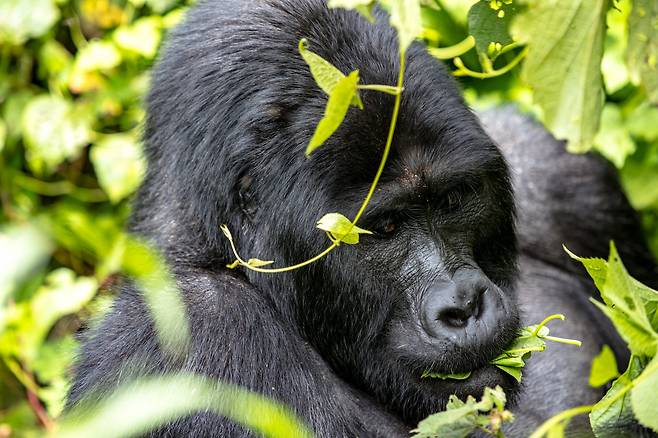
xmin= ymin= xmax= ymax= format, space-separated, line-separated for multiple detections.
xmin=421 ymin=269 xmax=499 ymax=343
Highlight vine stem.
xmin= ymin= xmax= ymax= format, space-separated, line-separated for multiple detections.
xmin=352 ymin=52 xmax=406 ymax=223
xmin=528 ymin=405 xmax=594 ymax=438
xmin=453 ymin=47 xmax=528 ymax=79
xmin=226 ymin=51 xmax=407 ymax=273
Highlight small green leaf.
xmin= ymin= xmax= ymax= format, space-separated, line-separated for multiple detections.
xmin=421 ymin=370 xmax=472 ymax=380
xmin=589 ymin=344 xmax=620 ymax=387
xmin=388 ymin=0 xmax=423 ymax=54
xmin=245 ymin=258 xmax=274 ymax=268
xmin=316 ymin=212 xmax=372 ymax=245
xmin=467 ymin=0 xmax=517 ymax=58
xmin=306 ymin=70 xmax=361 ymax=155
xmin=328 ymin=0 xmax=375 ymax=22
xmin=113 ymin=17 xmax=163 ymax=59
xmin=21 ymin=95 xmax=93 ymax=175
xmin=298 ymin=39 xmax=363 ymax=108
xmin=0 ymin=0 xmax=59 ymax=45
xmin=90 ymin=133 xmax=146 ymax=203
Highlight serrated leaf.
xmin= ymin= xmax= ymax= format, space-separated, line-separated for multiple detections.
xmin=328 ymin=0 xmax=375 ymax=22
xmin=316 ymin=212 xmax=372 ymax=245
xmin=630 ymin=355 xmax=658 ymax=432
xmin=0 ymin=0 xmax=59 ymax=45
xmin=306 ymin=71 xmax=361 ymax=155
xmin=627 ymin=0 xmax=658 ymax=104
xmin=411 ymin=403 xmax=479 ymax=438
xmin=467 ymin=0 xmax=517 ymax=57
xmin=90 ymin=134 xmax=146 ymax=203
xmin=564 ymin=245 xmax=608 ymax=292
xmin=590 ymin=355 xmax=645 ymax=436
xmin=298 ymin=39 xmax=363 ymax=108
xmin=512 ymin=0 xmax=607 ymax=152
xmin=388 ymin=0 xmax=423 ymax=54
xmin=21 ymin=95 xmax=93 ymax=175
xmin=589 ymin=345 xmax=620 ymax=387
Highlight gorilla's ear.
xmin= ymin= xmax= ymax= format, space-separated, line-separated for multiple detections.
xmin=238 ymin=174 xmax=258 ymax=221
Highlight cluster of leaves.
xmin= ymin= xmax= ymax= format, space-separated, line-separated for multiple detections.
xmin=423 ymin=314 xmax=582 ymax=383
xmin=411 ymin=385 xmax=513 ymax=438
xmin=0 ymin=0 xmax=191 ymax=433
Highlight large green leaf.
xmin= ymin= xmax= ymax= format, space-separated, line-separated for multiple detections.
xmin=90 ymin=134 xmax=146 ymax=203
xmin=512 ymin=0 xmax=608 ymax=152
xmin=0 ymin=0 xmax=59 ymax=45
xmin=627 ymin=0 xmax=658 ymax=104
xmin=21 ymin=95 xmax=93 ymax=175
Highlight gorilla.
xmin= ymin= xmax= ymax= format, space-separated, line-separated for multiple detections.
xmin=67 ymin=0 xmax=658 ymax=436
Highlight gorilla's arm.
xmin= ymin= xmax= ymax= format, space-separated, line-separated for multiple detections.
xmin=67 ymin=270 xmax=407 ymax=437
xmin=480 ymin=107 xmax=657 ymax=287
xmin=481 ymin=108 xmax=658 ymax=434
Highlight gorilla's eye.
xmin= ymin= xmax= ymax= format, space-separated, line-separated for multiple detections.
xmin=383 ymin=222 xmax=396 ymax=234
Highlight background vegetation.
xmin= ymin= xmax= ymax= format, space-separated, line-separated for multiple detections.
xmin=0 ymin=0 xmax=657 ymax=436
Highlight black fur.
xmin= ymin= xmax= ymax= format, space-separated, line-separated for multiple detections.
xmin=68 ymin=0 xmax=658 ymax=436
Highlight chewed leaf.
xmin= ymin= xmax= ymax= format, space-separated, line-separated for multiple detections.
xmin=421 ymin=370 xmax=472 ymax=380
xmin=298 ymin=39 xmax=363 ymax=109
xmin=306 ymin=71 xmax=361 ymax=155
xmin=316 ymin=212 xmax=372 ymax=245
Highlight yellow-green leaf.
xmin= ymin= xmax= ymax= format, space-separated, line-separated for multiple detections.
xmin=298 ymin=39 xmax=363 ymax=109
xmin=316 ymin=212 xmax=372 ymax=245
xmin=90 ymin=134 xmax=146 ymax=203
xmin=306 ymin=70 xmax=360 ymax=155
xmin=388 ymin=0 xmax=423 ymax=54
xmin=589 ymin=344 xmax=620 ymax=387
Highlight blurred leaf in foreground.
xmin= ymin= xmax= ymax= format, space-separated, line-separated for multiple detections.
xmin=58 ymin=374 xmax=314 ymax=438
xmin=627 ymin=0 xmax=658 ymax=104
xmin=593 ymin=104 xmax=636 ymax=169
xmin=21 ymin=95 xmax=93 ymax=175
xmin=0 ymin=0 xmax=59 ymax=45
xmin=90 ymin=134 xmax=146 ymax=203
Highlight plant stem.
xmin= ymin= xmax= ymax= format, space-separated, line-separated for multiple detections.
xmin=453 ymin=47 xmax=527 ymax=79
xmin=529 ymin=405 xmax=593 ymax=438
xmin=352 ymin=52 xmax=406 ymax=224
xmin=428 ymin=36 xmax=475 ymax=59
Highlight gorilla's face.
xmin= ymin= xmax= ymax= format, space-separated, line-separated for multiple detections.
xmin=235 ymin=33 xmax=519 ymax=425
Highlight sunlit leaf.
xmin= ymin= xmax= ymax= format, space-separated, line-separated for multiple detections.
xmin=21 ymin=95 xmax=93 ymax=175
xmin=316 ymin=212 xmax=372 ymax=245
xmin=627 ymin=0 xmax=658 ymax=104
xmin=0 ymin=0 xmax=59 ymax=45
xmin=113 ymin=17 xmax=163 ymax=59
xmin=57 ymin=374 xmax=314 ymax=438
xmin=306 ymin=71 xmax=361 ymax=155
xmin=90 ymin=133 xmax=146 ymax=203
xmin=388 ymin=0 xmax=423 ymax=54
xmin=74 ymin=40 xmax=122 ymax=72
xmin=589 ymin=344 xmax=620 ymax=387
xmin=512 ymin=0 xmax=607 ymax=152
xmin=328 ymin=0 xmax=375 ymax=22
xmin=298 ymin=39 xmax=363 ymax=108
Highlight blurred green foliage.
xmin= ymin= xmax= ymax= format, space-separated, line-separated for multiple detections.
xmin=1 ymin=0 xmax=658 ymax=436
xmin=0 ymin=0 xmax=190 ymax=433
